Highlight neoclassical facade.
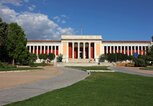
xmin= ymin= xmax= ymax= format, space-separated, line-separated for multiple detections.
xmin=27 ymin=35 xmax=152 ymax=63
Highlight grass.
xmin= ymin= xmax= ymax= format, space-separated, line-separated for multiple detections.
xmin=67 ymin=66 xmax=110 ymax=71
xmin=140 ymin=66 xmax=153 ymax=70
xmin=6 ymin=72 xmax=153 ymax=106
xmin=0 ymin=67 xmax=43 ymax=71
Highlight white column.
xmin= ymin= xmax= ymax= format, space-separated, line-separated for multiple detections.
xmin=117 ymin=46 xmax=119 ymax=53
xmin=72 ymin=42 xmax=74 ymax=59
xmin=66 ymin=42 xmax=69 ymax=62
xmin=51 ymin=46 xmax=53 ymax=53
xmin=83 ymin=42 xmax=86 ymax=59
xmin=106 ymin=46 xmax=108 ymax=54
xmin=113 ymin=46 xmax=115 ymax=53
xmin=55 ymin=46 xmax=57 ymax=56
xmin=94 ymin=43 xmax=96 ymax=59
xmin=134 ymin=46 xmax=136 ymax=53
xmin=32 ymin=46 xmax=35 ymax=54
xmin=124 ymin=46 xmax=126 ymax=54
xmin=120 ymin=46 xmax=122 ymax=53
xmin=29 ymin=46 xmax=31 ymax=53
xmin=138 ymin=46 xmax=140 ymax=55
xmin=131 ymin=46 xmax=133 ymax=55
xmin=88 ymin=42 xmax=91 ymax=59
xmin=47 ymin=46 xmax=49 ymax=54
xmin=110 ymin=46 xmax=112 ymax=54
xmin=36 ymin=46 xmax=38 ymax=55
xmin=127 ymin=46 xmax=129 ymax=55
xmin=78 ymin=42 xmax=80 ymax=59
xmin=141 ymin=46 xmax=143 ymax=55
xmin=44 ymin=46 xmax=46 ymax=54
xmin=145 ymin=46 xmax=147 ymax=55
xmin=40 ymin=46 xmax=42 ymax=54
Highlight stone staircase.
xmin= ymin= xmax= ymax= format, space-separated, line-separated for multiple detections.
xmin=68 ymin=59 xmax=96 ymax=63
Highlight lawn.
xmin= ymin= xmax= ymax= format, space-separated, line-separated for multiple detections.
xmin=140 ymin=66 xmax=153 ymax=70
xmin=6 ymin=72 xmax=153 ymax=106
xmin=0 ymin=67 xmax=43 ymax=71
xmin=67 ymin=66 xmax=110 ymax=71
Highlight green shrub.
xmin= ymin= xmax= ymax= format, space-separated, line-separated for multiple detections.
xmin=57 ymin=54 xmax=63 ymax=62
xmin=134 ymin=58 xmax=146 ymax=67
xmin=48 ymin=53 xmax=55 ymax=61
xmin=99 ymin=54 xmax=106 ymax=62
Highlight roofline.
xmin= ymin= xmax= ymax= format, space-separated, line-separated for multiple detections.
xmin=27 ymin=40 xmax=61 ymax=43
xmin=102 ymin=40 xmax=151 ymax=43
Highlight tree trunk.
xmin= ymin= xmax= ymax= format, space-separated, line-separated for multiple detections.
xmin=12 ymin=59 xmax=15 ymax=66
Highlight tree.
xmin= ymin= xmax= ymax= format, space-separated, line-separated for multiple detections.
xmin=6 ymin=23 xmax=28 ymax=65
xmin=146 ymin=46 xmax=153 ymax=64
xmin=29 ymin=53 xmax=37 ymax=63
xmin=48 ymin=53 xmax=55 ymax=61
xmin=0 ymin=18 xmax=9 ymax=62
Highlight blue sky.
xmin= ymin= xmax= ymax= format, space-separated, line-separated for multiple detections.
xmin=0 ymin=0 xmax=153 ymax=40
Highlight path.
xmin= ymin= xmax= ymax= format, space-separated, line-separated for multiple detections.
xmin=0 ymin=67 xmax=89 ymax=106
xmin=111 ymin=66 xmax=153 ymax=77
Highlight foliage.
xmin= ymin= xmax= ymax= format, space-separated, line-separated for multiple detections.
xmin=134 ymin=58 xmax=146 ymax=67
xmin=146 ymin=46 xmax=153 ymax=65
xmin=6 ymin=23 xmax=28 ymax=65
xmin=42 ymin=54 xmax=48 ymax=60
xmin=56 ymin=54 xmax=63 ymax=62
xmin=29 ymin=53 xmax=37 ymax=63
xmin=0 ymin=18 xmax=9 ymax=62
xmin=99 ymin=54 xmax=106 ymax=62
xmin=38 ymin=54 xmax=43 ymax=60
xmin=106 ymin=53 xmax=133 ymax=62
xmin=48 ymin=53 xmax=55 ymax=61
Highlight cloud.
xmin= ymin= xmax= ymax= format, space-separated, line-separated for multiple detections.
xmin=28 ymin=5 xmax=36 ymax=11
xmin=53 ymin=15 xmax=69 ymax=24
xmin=0 ymin=0 xmax=22 ymax=6
xmin=0 ymin=6 xmax=74 ymax=40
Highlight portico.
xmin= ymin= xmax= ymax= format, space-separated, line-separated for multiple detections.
xmin=68 ymin=42 xmax=95 ymax=59
xmin=61 ymin=35 xmax=102 ymax=63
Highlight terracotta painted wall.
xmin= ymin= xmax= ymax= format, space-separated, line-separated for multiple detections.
xmin=62 ymin=42 xmax=67 ymax=57
xmin=96 ymin=42 xmax=101 ymax=58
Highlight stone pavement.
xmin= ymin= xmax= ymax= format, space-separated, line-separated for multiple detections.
xmin=111 ymin=66 xmax=153 ymax=77
xmin=0 ymin=67 xmax=89 ymax=106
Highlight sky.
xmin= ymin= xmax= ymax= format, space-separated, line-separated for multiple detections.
xmin=0 ymin=0 xmax=153 ymax=41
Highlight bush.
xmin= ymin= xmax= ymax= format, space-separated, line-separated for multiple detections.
xmin=57 ymin=54 xmax=63 ymax=62
xmin=134 ymin=58 xmax=146 ymax=67
xmin=106 ymin=53 xmax=134 ymax=62
xmin=48 ymin=53 xmax=55 ymax=61
xmin=99 ymin=54 xmax=106 ymax=62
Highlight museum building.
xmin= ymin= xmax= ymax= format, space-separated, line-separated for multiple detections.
xmin=27 ymin=35 xmax=152 ymax=63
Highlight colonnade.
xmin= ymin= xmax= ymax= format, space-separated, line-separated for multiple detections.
xmin=104 ymin=46 xmax=148 ymax=55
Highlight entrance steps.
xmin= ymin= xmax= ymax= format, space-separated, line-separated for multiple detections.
xmin=68 ymin=59 xmax=96 ymax=63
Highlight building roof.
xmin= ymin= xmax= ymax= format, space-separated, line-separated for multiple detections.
xmin=27 ymin=40 xmax=61 ymax=43
xmin=103 ymin=40 xmax=150 ymax=43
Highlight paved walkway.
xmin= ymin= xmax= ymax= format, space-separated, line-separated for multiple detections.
xmin=0 ymin=67 xmax=89 ymax=106
xmin=111 ymin=66 xmax=153 ymax=77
